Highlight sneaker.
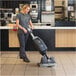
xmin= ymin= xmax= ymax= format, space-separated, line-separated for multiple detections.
xmin=20 ymin=56 xmax=23 ymax=59
xmin=20 ymin=56 xmax=30 ymax=62
xmin=23 ymin=57 xmax=30 ymax=62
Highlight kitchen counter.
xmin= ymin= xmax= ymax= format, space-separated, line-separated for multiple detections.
xmin=0 ymin=25 xmax=76 ymax=30
xmin=1 ymin=24 xmax=76 ymax=51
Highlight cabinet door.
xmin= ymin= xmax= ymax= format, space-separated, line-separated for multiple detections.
xmin=9 ymin=30 xmax=19 ymax=47
xmin=55 ymin=30 xmax=76 ymax=47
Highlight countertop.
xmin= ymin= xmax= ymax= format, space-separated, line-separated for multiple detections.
xmin=0 ymin=23 xmax=76 ymax=30
xmin=0 ymin=26 xmax=76 ymax=30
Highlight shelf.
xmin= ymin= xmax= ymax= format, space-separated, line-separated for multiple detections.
xmin=0 ymin=8 xmax=13 ymax=11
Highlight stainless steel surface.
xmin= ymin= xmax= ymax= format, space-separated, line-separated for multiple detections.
xmin=11 ymin=14 xmax=16 ymax=23
xmin=41 ymin=12 xmax=55 ymax=26
xmin=30 ymin=4 xmax=38 ymax=19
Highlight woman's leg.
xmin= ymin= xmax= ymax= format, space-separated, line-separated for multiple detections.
xmin=18 ymin=30 xmax=26 ymax=58
xmin=17 ymin=30 xmax=30 ymax=62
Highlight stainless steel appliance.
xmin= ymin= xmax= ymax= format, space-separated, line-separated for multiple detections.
xmin=30 ymin=4 xmax=38 ymax=23
xmin=11 ymin=13 xmax=16 ymax=23
xmin=41 ymin=11 xmax=55 ymax=26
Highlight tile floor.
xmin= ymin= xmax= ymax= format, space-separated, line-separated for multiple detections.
xmin=0 ymin=51 xmax=76 ymax=76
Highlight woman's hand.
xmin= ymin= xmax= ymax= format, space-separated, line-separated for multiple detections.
xmin=31 ymin=26 xmax=34 ymax=30
xmin=22 ymin=28 xmax=27 ymax=33
xmin=29 ymin=20 xmax=34 ymax=30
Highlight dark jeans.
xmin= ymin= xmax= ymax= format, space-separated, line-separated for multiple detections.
xmin=17 ymin=29 xmax=29 ymax=57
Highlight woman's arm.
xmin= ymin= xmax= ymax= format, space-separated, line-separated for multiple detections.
xmin=29 ymin=20 xmax=34 ymax=29
xmin=16 ymin=19 xmax=27 ymax=33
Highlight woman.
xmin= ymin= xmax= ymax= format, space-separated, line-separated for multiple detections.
xmin=16 ymin=4 xmax=34 ymax=62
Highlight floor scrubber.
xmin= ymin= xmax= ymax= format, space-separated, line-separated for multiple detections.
xmin=27 ymin=28 xmax=56 ymax=67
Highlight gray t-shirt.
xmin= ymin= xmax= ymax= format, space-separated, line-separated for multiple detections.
xmin=16 ymin=13 xmax=31 ymax=29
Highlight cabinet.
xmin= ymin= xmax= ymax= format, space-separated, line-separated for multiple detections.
xmin=56 ymin=29 xmax=76 ymax=47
